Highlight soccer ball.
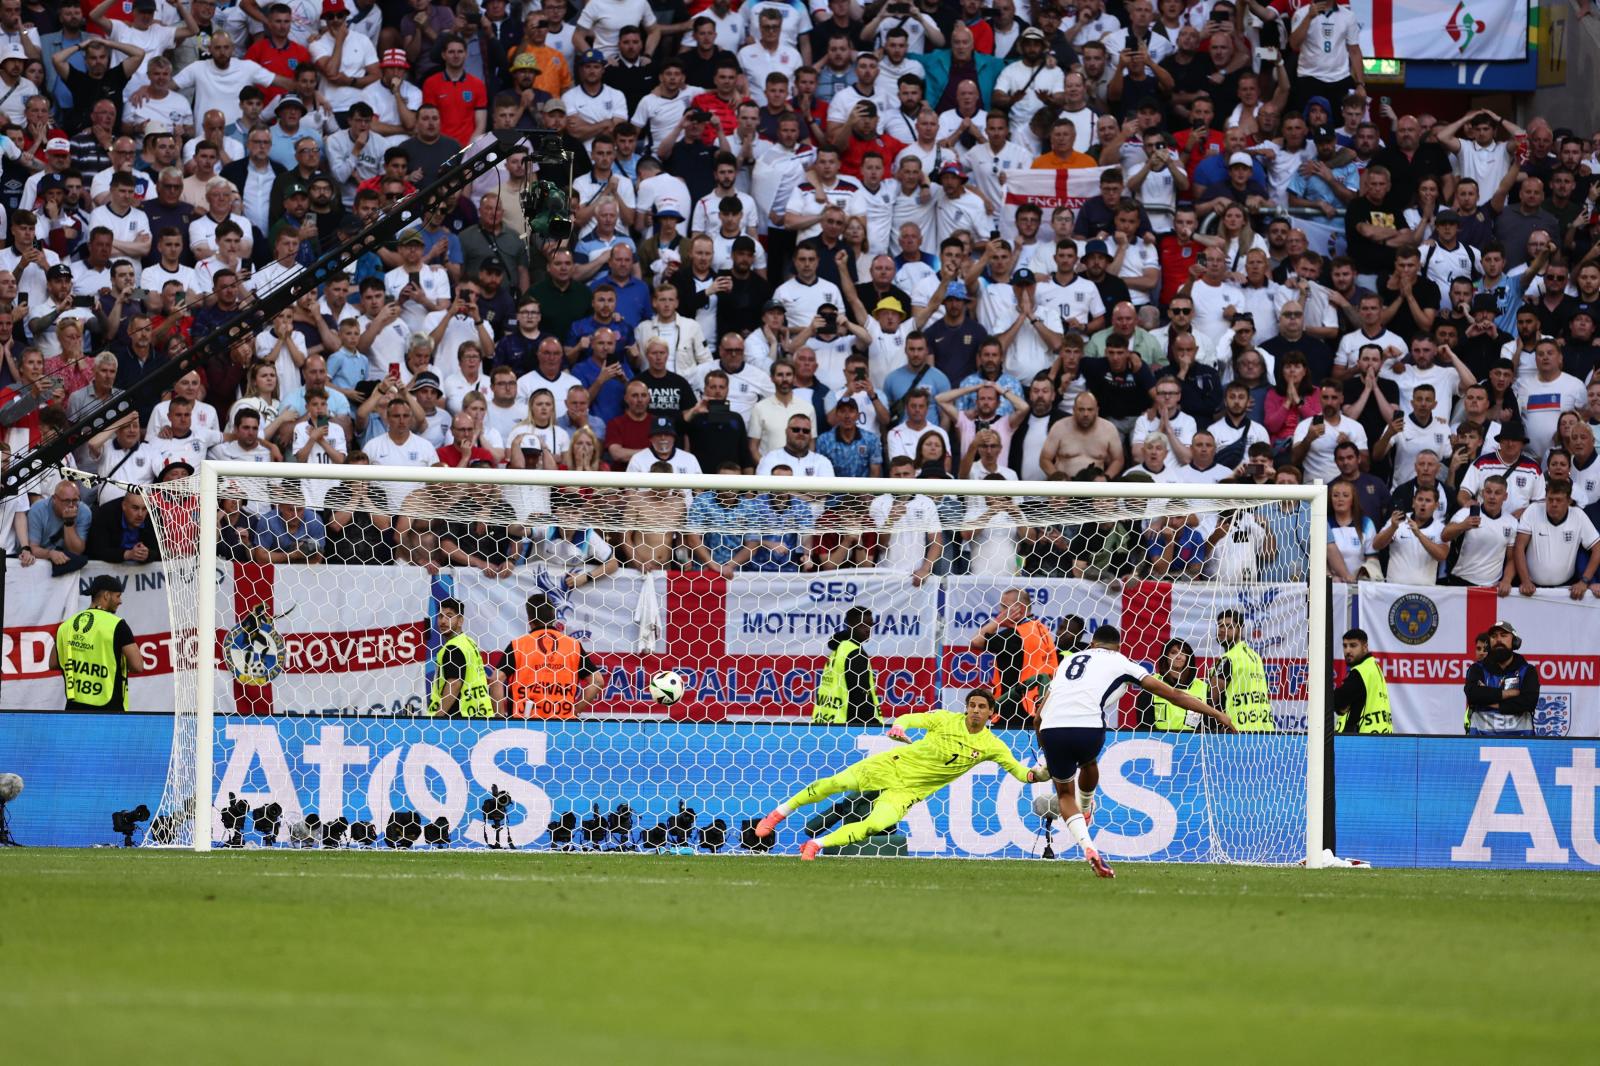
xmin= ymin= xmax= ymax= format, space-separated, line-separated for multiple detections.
xmin=648 ymin=670 xmax=686 ymax=706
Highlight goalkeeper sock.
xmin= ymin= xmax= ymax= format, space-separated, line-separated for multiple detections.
xmin=817 ymin=820 xmax=873 ymax=849
xmin=1062 ymin=813 xmax=1093 ymax=852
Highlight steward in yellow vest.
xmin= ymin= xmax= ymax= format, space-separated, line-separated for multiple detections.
xmin=428 ymin=597 xmax=496 ymax=718
xmin=813 ymin=605 xmax=882 ymax=724
xmin=1207 ymin=608 xmax=1275 ymax=733
xmin=52 ymin=574 xmax=147 ymax=711
xmin=1335 ymin=628 xmax=1394 ymax=735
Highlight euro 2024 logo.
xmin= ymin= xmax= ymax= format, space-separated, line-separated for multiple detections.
xmin=224 ymin=603 xmax=292 ymax=685
xmin=1388 ymin=593 xmax=1439 ymax=646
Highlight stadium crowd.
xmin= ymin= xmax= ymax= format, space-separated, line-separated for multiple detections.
xmin=0 ymin=0 xmax=1599 ymax=593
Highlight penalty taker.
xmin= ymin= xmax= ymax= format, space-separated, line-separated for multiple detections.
xmin=1037 ymin=624 xmax=1237 ymax=879
xmin=755 ymin=691 xmax=1050 ymax=860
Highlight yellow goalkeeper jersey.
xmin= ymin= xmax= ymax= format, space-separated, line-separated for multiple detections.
xmin=868 ymin=711 xmax=1032 ymax=796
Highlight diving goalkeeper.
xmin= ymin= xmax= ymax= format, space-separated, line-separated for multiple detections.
xmin=755 ymin=690 xmax=1050 ymax=860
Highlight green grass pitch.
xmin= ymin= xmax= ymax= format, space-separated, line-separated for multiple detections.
xmin=5 ymin=850 xmax=1596 ymax=1064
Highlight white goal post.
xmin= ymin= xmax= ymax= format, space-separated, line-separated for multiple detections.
xmin=156 ymin=461 xmax=1329 ymax=864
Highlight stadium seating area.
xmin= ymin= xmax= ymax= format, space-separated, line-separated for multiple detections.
xmin=1 ymin=0 xmax=1598 ymax=592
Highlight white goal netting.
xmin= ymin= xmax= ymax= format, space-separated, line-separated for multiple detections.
xmin=142 ymin=465 xmax=1320 ymax=863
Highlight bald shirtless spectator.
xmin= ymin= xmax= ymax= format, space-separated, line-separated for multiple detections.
xmin=1040 ymin=393 xmax=1125 ymax=478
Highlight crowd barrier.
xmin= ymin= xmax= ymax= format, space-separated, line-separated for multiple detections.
xmin=1342 ymin=584 xmax=1600 ymax=736
xmin=7 ymin=562 xmax=1599 ymax=735
xmin=1 ymin=712 xmax=1593 ymax=870
xmin=1 ymin=561 xmax=1314 ymax=726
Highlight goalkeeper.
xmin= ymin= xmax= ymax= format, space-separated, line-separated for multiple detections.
xmin=755 ymin=690 xmax=1049 ymax=860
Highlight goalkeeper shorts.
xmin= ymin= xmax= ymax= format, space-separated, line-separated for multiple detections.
xmin=1038 ymin=726 xmax=1106 ymax=782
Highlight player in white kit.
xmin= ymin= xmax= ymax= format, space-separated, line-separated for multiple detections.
xmin=1036 ymin=624 xmax=1234 ymax=878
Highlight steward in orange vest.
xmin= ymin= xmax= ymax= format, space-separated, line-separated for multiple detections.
xmin=967 ymin=588 xmax=1061 ymax=727
xmin=498 ymin=592 xmax=604 ymax=718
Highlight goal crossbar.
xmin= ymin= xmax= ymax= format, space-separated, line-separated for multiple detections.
xmin=198 ymin=460 xmax=1328 ymax=504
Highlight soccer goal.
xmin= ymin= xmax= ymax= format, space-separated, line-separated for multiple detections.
xmin=140 ymin=462 xmax=1328 ymax=864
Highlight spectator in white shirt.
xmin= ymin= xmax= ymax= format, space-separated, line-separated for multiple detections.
xmin=1334 ymin=292 xmax=1406 ymax=377
xmin=1372 ymin=484 xmax=1448 ymax=585
xmin=1170 ymin=429 xmax=1236 ymax=486
xmin=964 ymin=480 xmax=1025 ymax=576
xmin=1326 ymin=480 xmax=1377 ymax=584
xmin=1181 ymin=246 xmax=1245 ymax=343
xmin=1380 ymin=335 xmax=1473 ymax=416
xmin=442 ymin=342 xmax=493 ymax=413
xmin=884 ymin=388 xmax=949 ymax=463
xmin=773 ymin=243 xmax=843 ymax=328
xmin=324 ymin=101 xmax=392 ymax=205
xmin=308 ymin=7 xmax=381 ymax=118
xmin=1517 ymin=338 xmax=1589 ymax=458
xmin=147 ymin=370 xmax=220 ymax=441
xmin=754 ymin=411 xmax=835 ymax=476
xmin=736 ymin=9 xmax=801 ymax=91
xmin=1441 ymin=474 xmax=1518 ymax=588
xmin=147 ymin=396 xmax=213 ymax=472
xmin=1457 ymin=419 xmax=1545 ymax=516
xmin=1206 ymin=506 xmax=1272 ymax=583
xmin=1372 ymin=382 xmax=1453 ymax=488
xmin=1291 ymin=380 xmax=1369 ymax=484
xmin=88 ymin=173 xmax=152 ymax=260
xmin=745 ymin=358 xmax=809 ymax=462
xmin=170 ymin=31 xmax=290 ymax=126
xmin=575 ymin=0 xmax=659 ymax=59
xmin=869 ymin=454 xmax=941 ymax=585
xmin=1125 ymin=434 xmax=1178 ymax=482
xmin=625 ymin=416 xmax=703 ymax=475
xmin=361 ymin=393 xmax=439 ymax=510
xmin=1510 ymin=480 xmax=1600 ymax=597
xmin=288 ymin=388 xmax=349 ymax=506
xmin=1130 ymin=379 xmax=1197 ymax=465
xmin=383 ymin=229 xmax=451 ymax=331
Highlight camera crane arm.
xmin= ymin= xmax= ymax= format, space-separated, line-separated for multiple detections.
xmin=1 ymin=129 xmax=574 ymax=499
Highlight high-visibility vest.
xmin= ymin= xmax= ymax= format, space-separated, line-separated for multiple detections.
xmin=1222 ymin=641 xmax=1274 ymax=732
xmin=1338 ymin=654 xmax=1393 ymax=735
xmin=56 ymin=608 xmax=124 ymax=709
xmin=812 ymin=638 xmax=881 ymax=724
xmin=993 ymin=619 xmax=1061 ymax=718
xmin=1151 ymin=678 xmax=1209 ymax=731
xmin=507 ymin=628 xmax=585 ymax=719
xmin=429 ymin=633 xmax=495 ymax=718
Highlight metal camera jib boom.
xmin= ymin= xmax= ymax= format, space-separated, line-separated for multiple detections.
xmin=1 ymin=129 xmax=574 ymax=499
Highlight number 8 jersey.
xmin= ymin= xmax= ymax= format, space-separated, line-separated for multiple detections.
xmin=1037 ymin=648 xmax=1149 ymax=730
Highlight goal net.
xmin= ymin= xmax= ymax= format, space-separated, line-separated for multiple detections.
xmin=141 ymin=463 xmax=1326 ymax=864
